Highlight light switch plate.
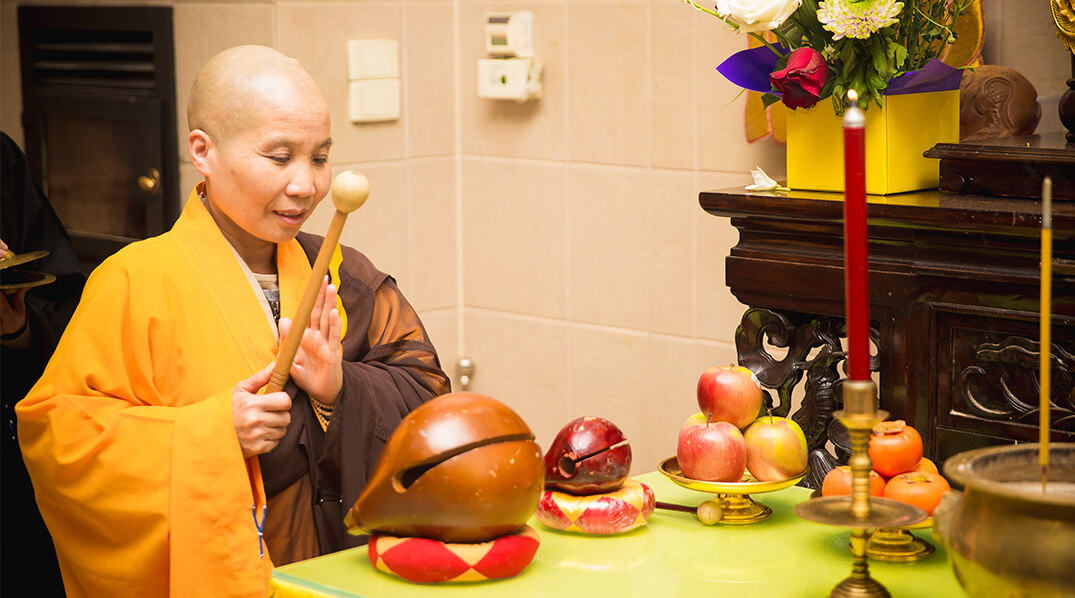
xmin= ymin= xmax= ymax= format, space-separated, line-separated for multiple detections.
xmin=347 ymin=39 xmax=398 ymax=80
xmin=349 ymin=79 xmax=400 ymax=122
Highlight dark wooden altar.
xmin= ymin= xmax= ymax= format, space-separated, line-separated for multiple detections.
xmin=701 ymin=187 xmax=1075 ymax=486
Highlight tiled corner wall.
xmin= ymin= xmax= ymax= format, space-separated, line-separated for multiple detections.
xmin=446 ymin=0 xmax=781 ymax=472
xmin=3 ymin=0 xmax=1068 ymax=472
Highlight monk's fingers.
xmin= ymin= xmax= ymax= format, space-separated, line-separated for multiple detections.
xmin=248 ymin=362 xmax=276 ymax=388
xmin=319 ymin=283 xmax=338 ymax=336
xmin=308 ymin=276 xmax=328 ymax=330
xmin=328 ymin=308 xmax=342 ymax=347
xmin=296 ymin=327 xmax=319 ymax=356
xmin=262 ymin=408 xmax=291 ymax=431
xmin=278 ymin=317 xmax=293 ymax=344
xmin=251 ymin=434 xmax=282 ymax=456
xmin=260 ymin=391 xmax=293 ymax=414
xmin=260 ymin=420 xmax=289 ymax=440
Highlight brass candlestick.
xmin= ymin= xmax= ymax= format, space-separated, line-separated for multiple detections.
xmin=795 ymin=380 xmax=928 ymax=598
xmin=866 ymin=524 xmax=934 ymax=562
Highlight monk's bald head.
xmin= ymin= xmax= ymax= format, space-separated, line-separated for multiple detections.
xmin=188 ymin=45 xmax=325 ymax=144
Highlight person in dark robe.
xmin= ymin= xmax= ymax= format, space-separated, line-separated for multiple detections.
xmin=1 ymin=130 xmax=85 ymax=597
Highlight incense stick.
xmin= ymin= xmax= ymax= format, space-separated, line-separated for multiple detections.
xmin=1041 ymin=175 xmax=1053 ymax=494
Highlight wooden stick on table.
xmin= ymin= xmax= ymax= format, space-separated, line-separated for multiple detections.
xmin=265 ymin=170 xmax=370 ymax=393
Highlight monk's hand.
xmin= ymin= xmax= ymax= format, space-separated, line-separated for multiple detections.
xmin=1 ymin=287 xmax=29 ymax=337
xmin=232 ymin=362 xmax=292 ymax=458
xmin=0 ymin=237 xmax=29 ymax=338
xmin=278 ymin=276 xmax=343 ymax=406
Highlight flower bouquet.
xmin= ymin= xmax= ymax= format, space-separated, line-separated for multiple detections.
xmin=687 ymin=0 xmax=973 ymax=113
xmin=686 ymin=0 xmax=977 ymax=193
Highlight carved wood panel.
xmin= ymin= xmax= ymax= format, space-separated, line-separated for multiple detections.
xmin=703 ymin=187 xmax=1075 ymax=478
xmin=935 ymin=305 xmax=1075 ymax=457
xmin=735 ymin=307 xmax=879 ymax=488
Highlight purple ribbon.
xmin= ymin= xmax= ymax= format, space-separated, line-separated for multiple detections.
xmin=716 ymin=48 xmax=963 ymax=96
xmin=717 ymin=45 xmax=787 ymax=94
xmin=882 ymin=58 xmax=963 ymax=95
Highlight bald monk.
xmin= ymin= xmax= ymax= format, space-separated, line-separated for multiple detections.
xmin=17 ymin=45 xmax=450 ymax=597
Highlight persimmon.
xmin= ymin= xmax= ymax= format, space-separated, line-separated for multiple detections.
xmin=821 ymin=466 xmax=886 ymax=497
xmin=884 ymin=471 xmax=951 ymax=516
xmin=868 ymin=420 xmax=923 ymax=478
xmin=911 ymin=457 xmax=939 ymax=475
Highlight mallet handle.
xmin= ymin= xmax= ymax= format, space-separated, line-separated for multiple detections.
xmin=265 ymin=209 xmax=348 ymax=394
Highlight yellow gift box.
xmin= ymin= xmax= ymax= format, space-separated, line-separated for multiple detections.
xmin=785 ymin=90 xmax=959 ymax=195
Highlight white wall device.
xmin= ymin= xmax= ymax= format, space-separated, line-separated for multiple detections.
xmin=485 ymin=12 xmax=533 ymax=58
xmin=478 ymin=58 xmax=542 ymax=102
xmin=478 ymin=12 xmax=541 ymax=103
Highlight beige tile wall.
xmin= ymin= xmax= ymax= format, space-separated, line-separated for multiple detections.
xmin=446 ymin=0 xmax=769 ymax=472
xmin=4 ymin=0 xmax=1067 ymax=475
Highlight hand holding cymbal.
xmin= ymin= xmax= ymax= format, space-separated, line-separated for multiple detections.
xmin=265 ymin=170 xmax=369 ymax=393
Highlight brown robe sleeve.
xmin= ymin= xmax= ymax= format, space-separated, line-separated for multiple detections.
xmin=260 ymin=233 xmax=450 ymax=557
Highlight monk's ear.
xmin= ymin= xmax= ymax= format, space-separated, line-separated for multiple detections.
xmin=188 ymin=129 xmax=213 ymax=177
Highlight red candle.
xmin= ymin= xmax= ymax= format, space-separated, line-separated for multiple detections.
xmin=843 ymin=90 xmax=869 ymax=381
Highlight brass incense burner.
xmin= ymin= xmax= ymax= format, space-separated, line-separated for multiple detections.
xmin=934 ymin=443 xmax=1075 ymax=598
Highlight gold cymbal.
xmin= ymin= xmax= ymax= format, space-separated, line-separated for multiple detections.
xmin=0 ymin=269 xmax=56 ymax=292
xmin=0 ymin=249 xmax=49 ymax=271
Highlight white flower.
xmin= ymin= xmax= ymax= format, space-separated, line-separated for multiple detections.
xmin=745 ymin=167 xmax=789 ymax=192
xmin=715 ymin=0 xmax=802 ymax=33
xmin=817 ymin=0 xmax=904 ymax=41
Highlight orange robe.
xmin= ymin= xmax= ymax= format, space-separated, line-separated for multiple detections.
xmin=19 ymin=190 xmax=338 ymax=596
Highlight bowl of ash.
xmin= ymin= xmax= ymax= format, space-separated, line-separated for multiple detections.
xmin=934 ymin=443 xmax=1075 ymax=597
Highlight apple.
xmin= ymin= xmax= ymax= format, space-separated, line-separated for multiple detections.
xmin=743 ymin=415 xmax=808 ymax=481
xmin=696 ymin=365 xmax=763 ymax=429
xmin=676 ymin=413 xmax=747 ymax=482
xmin=544 ymin=416 xmax=632 ymax=495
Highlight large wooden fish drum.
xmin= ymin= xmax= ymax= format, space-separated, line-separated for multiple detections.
xmin=345 ymin=392 xmax=544 ymax=544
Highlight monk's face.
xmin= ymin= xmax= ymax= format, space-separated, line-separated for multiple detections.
xmin=202 ymin=75 xmax=332 ymax=247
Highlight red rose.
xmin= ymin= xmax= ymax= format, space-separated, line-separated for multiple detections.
xmin=769 ymin=47 xmax=829 ymax=110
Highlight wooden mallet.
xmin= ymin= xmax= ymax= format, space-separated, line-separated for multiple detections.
xmin=264 ymin=170 xmax=370 ymax=393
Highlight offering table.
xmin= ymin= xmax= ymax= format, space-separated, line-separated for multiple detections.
xmin=699 ymin=187 xmax=1075 ymax=476
xmin=271 ymin=471 xmax=961 ymax=597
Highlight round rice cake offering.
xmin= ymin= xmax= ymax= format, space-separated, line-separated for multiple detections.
xmin=536 ymin=478 xmax=655 ymax=535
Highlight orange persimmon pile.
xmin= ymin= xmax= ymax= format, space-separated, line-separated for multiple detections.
xmin=821 ymin=420 xmax=951 ymax=516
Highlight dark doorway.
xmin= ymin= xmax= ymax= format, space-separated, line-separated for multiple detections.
xmin=18 ymin=5 xmax=179 ymax=273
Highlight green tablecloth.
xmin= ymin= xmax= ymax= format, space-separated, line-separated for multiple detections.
xmin=271 ymin=471 xmax=963 ymax=597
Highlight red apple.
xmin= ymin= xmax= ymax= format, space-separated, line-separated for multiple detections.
xmin=696 ymin=365 xmax=763 ymax=430
xmin=544 ymin=416 xmax=632 ymax=495
xmin=676 ymin=413 xmax=747 ymax=482
xmin=743 ymin=415 xmax=808 ymax=481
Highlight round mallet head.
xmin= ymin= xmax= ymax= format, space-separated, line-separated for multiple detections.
xmin=696 ymin=499 xmax=723 ymax=525
xmin=331 ymin=170 xmax=370 ymax=213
